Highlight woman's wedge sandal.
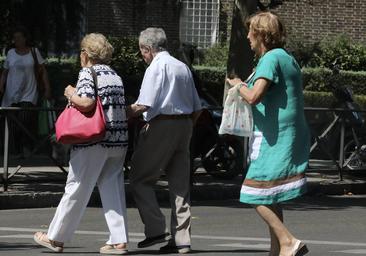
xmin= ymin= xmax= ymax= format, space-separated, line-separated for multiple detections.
xmin=33 ymin=232 xmax=64 ymax=253
xmin=100 ymin=244 xmax=128 ymax=255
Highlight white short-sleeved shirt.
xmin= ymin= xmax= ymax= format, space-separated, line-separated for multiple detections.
xmin=2 ymin=48 xmax=44 ymax=107
xmin=136 ymin=51 xmax=202 ymax=121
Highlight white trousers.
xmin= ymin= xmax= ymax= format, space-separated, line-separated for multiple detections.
xmin=47 ymin=145 xmax=128 ymax=244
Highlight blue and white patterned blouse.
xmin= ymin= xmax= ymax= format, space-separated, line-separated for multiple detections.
xmin=73 ymin=64 xmax=128 ymax=148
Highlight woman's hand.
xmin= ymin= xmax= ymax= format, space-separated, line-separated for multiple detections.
xmin=64 ymin=85 xmax=95 ymax=112
xmin=64 ymin=85 xmax=76 ymax=100
xmin=227 ymin=78 xmax=246 ymax=88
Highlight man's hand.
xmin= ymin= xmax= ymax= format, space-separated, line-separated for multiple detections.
xmin=127 ymin=104 xmax=149 ymax=118
xmin=192 ymin=110 xmax=202 ymax=126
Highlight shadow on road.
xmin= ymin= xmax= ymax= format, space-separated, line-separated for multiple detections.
xmin=125 ymin=249 xmax=268 ymax=255
xmin=187 ymin=195 xmax=366 ymax=212
xmin=0 ymin=242 xmax=39 ymax=251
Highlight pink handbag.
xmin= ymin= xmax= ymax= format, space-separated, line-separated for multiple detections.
xmin=55 ymin=67 xmax=106 ymax=144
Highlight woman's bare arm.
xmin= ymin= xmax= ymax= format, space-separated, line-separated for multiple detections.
xmin=64 ymin=85 xmax=95 ymax=113
xmin=226 ymin=77 xmax=271 ymax=105
xmin=0 ymin=69 xmax=9 ymax=95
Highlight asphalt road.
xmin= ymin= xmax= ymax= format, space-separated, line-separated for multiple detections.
xmin=0 ymin=195 xmax=366 ymax=256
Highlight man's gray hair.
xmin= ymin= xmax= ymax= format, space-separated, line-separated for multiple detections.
xmin=139 ymin=27 xmax=167 ymax=52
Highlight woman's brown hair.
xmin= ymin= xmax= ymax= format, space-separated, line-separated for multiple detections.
xmin=246 ymin=12 xmax=286 ymax=50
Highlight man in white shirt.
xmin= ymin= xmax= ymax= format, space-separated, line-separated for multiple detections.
xmin=127 ymin=27 xmax=201 ymax=254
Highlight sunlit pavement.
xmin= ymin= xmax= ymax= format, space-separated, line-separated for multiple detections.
xmin=1 ymin=196 xmax=366 ymax=255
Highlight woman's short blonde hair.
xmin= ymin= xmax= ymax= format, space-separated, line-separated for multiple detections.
xmin=246 ymin=12 xmax=286 ymax=50
xmin=81 ymin=33 xmax=114 ymax=64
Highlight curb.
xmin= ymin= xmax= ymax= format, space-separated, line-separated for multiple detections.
xmin=0 ymin=192 xmax=63 ymax=209
xmin=0 ymin=186 xmax=239 ymax=210
xmin=307 ymin=180 xmax=366 ymax=196
xmin=1 ymin=179 xmax=366 ymax=210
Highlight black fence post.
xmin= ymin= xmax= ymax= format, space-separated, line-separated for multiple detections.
xmin=2 ymin=115 xmax=9 ymax=191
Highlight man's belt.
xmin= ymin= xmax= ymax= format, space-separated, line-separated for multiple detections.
xmin=153 ymin=114 xmax=192 ymax=121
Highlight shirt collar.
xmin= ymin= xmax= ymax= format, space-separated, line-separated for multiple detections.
xmin=151 ymin=51 xmax=170 ymax=64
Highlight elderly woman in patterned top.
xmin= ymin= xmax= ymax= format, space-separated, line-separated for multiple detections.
xmin=33 ymin=33 xmax=129 ymax=255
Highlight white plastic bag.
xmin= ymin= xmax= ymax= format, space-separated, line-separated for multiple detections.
xmin=219 ymin=86 xmax=253 ymax=137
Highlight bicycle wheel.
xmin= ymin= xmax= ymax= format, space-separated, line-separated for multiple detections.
xmin=343 ymin=138 xmax=366 ymax=170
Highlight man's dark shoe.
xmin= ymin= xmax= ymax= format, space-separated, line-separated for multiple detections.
xmin=159 ymin=244 xmax=192 ymax=254
xmin=137 ymin=233 xmax=171 ymax=248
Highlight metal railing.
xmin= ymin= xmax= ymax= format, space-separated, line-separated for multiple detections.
xmin=0 ymin=106 xmax=66 ymax=192
xmin=1 ymin=105 xmax=366 ymax=191
xmin=305 ymin=107 xmax=366 ymax=180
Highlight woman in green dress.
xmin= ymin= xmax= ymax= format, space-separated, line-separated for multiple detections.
xmin=227 ymin=12 xmax=310 ymax=256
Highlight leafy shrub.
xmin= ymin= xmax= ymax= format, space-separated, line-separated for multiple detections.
xmin=287 ymin=35 xmax=366 ymax=71
xmin=311 ymin=35 xmax=366 ymax=71
xmin=201 ymin=35 xmax=366 ymax=71
xmin=200 ymin=43 xmax=229 ymax=68
xmin=108 ymin=36 xmax=146 ymax=77
xmin=286 ymin=39 xmax=321 ymax=68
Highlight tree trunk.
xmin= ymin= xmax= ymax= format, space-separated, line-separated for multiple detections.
xmin=224 ymin=0 xmax=258 ymax=103
xmin=223 ymin=0 xmax=258 ymax=177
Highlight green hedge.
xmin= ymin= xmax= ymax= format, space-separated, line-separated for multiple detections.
xmin=302 ymin=68 xmax=366 ymax=94
xmin=303 ymin=91 xmax=366 ymax=109
xmin=45 ymin=60 xmax=80 ymax=103
xmin=193 ymin=66 xmax=366 ymax=108
xmin=1 ymin=58 xmax=366 ymax=109
xmin=0 ymin=58 xmax=79 ymax=105
xmin=194 ymin=65 xmax=226 ymax=83
xmin=194 ymin=66 xmax=366 ymax=95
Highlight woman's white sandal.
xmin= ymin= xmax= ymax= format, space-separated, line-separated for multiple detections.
xmin=100 ymin=244 xmax=128 ymax=255
xmin=33 ymin=232 xmax=64 ymax=253
xmin=291 ymin=240 xmax=309 ymax=256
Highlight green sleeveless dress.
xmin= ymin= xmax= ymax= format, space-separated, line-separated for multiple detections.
xmin=240 ymin=48 xmax=310 ymax=205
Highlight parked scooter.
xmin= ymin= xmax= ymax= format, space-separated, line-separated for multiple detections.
xmin=190 ymin=89 xmax=246 ymax=179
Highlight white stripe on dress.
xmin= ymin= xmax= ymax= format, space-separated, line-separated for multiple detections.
xmin=240 ymin=177 xmax=307 ymax=196
xmin=249 ymin=131 xmax=263 ymax=161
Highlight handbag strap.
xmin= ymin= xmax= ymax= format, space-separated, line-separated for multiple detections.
xmin=31 ymin=47 xmax=39 ymax=66
xmin=31 ymin=47 xmax=45 ymax=92
xmin=89 ymin=67 xmax=98 ymax=98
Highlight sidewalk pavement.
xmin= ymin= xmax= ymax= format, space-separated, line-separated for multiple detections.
xmin=1 ymin=165 xmax=366 ymax=210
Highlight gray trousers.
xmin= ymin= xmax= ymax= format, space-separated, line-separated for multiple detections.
xmin=130 ymin=118 xmax=192 ymax=246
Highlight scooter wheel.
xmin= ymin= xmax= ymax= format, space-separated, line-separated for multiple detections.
xmin=202 ymin=137 xmax=246 ymax=180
